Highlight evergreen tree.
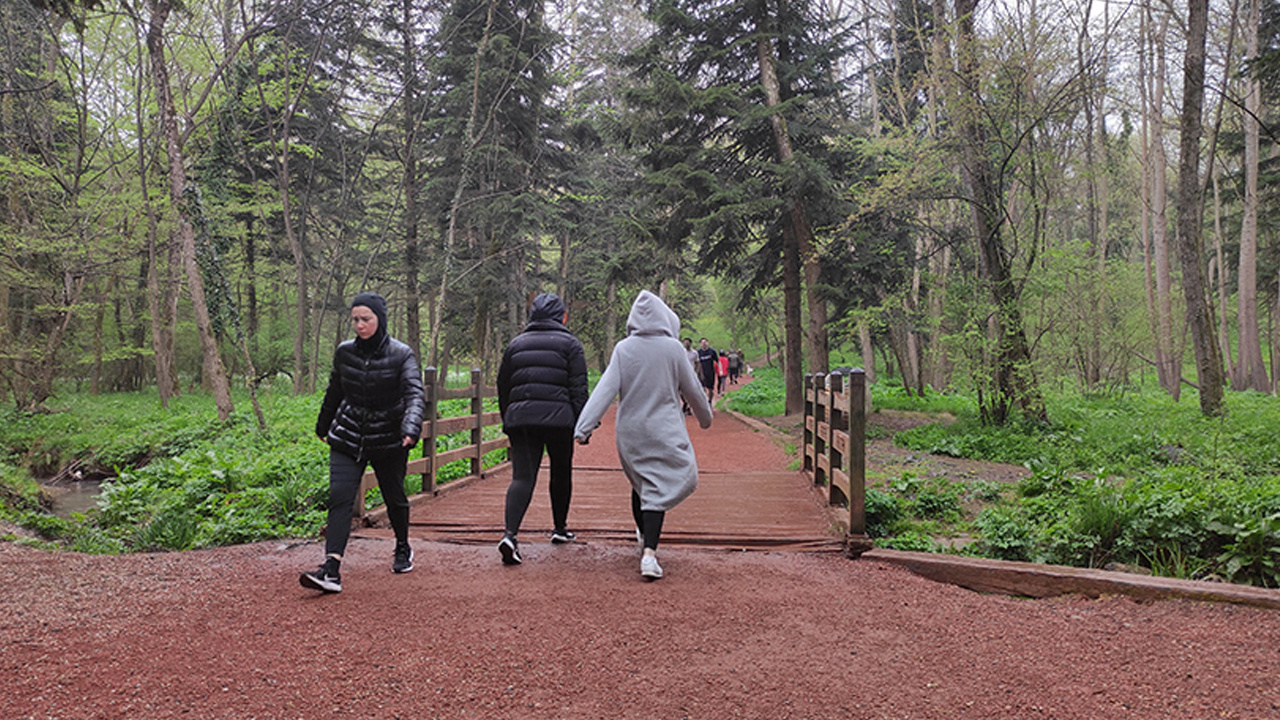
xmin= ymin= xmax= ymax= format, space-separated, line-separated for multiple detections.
xmin=622 ymin=0 xmax=852 ymax=412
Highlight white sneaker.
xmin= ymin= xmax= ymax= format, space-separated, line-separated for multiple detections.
xmin=640 ymin=554 xmax=663 ymax=580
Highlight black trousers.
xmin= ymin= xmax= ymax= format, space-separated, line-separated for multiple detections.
xmin=631 ymin=490 xmax=666 ymax=551
xmin=324 ymin=447 xmax=410 ymax=558
xmin=504 ymin=426 xmax=575 ymax=536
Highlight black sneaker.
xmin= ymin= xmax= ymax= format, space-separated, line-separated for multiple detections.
xmin=498 ymin=534 xmax=522 ymax=565
xmin=299 ymin=559 xmax=342 ymax=593
xmin=393 ymin=542 xmax=414 ymax=574
xmin=550 ymin=529 xmax=576 ymax=544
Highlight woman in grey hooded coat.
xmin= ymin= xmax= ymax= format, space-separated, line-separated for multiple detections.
xmin=574 ymin=290 xmax=712 ymax=580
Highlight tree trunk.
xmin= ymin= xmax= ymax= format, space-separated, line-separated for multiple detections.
xmin=145 ymin=0 xmax=234 ymax=421
xmin=755 ymin=15 xmax=819 ymax=410
xmin=401 ymin=0 xmax=422 ymax=363
xmin=1137 ymin=7 xmax=1159 ymax=395
xmin=1238 ymin=0 xmax=1264 ymax=390
xmin=953 ymin=0 xmax=1046 ymax=425
xmin=1213 ymin=172 xmax=1234 ymax=380
xmin=1151 ymin=13 xmax=1179 ymax=399
xmin=859 ymin=321 xmax=875 ymax=383
xmin=1176 ymin=0 xmax=1225 ymax=416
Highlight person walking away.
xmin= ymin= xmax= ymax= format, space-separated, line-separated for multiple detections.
xmin=495 ymin=293 xmax=589 ymax=565
xmin=681 ymin=337 xmax=698 ymax=415
xmin=574 ymin=291 xmax=713 ymax=580
xmin=716 ymin=353 xmax=729 ymax=394
xmin=302 ymin=292 xmax=426 ymax=594
xmin=696 ymin=338 xmax=718 ymax=405
xmin=727 ymin=348 xmax=741 ymax=385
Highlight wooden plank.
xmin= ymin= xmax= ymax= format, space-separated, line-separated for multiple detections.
xmin=865 ymin=549 xmax=1280 ymax=610
xmin=831 ymin=467 xmax=850 ymax=499
xmin=433 ymin=411 xmax=503 ymax=436
xmin=480 ymin=437 xmax=510 ymax=455
xmin=805 ymin=416 xmax=815 ymax=432
xmin=816 ymin=454 xmax=830 ymax=474
xmin=816 ymin=420 xmax=830 ymax=442
xmin=433 ymin=416 xmax=472 ymax=435
xmin=435 ymin=446 xmax=473 ymax=467
xmin=832 ymin=430 xmax=848 ymax=455
xmin=437 ymin=387 xmax=474 ymax=401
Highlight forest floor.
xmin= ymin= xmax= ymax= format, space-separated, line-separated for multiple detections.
xmin=3 ymin=384 xmax=1279 ymax=719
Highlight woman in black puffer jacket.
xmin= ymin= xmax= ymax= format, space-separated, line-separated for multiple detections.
xmin=300 ymin=292 xmax=425 ymax=594
xmin=494 ymin=292 xmax=588 ymax=565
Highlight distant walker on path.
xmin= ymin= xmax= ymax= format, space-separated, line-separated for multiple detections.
xmin=574 ymin=291 xmax=712 ymax=581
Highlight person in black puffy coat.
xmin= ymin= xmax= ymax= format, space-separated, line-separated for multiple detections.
xmin=494 ymin=292 xmax=589 ymax=565
xmin=300 ymin=292 xmax=426 ymax=594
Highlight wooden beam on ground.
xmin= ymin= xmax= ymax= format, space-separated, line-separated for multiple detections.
xmin=865 ymin=549 xmax=1280 ymax=609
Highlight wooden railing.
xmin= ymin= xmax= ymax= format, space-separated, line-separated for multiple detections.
xmin=355 ymin=367 xmax=510 ymax=517
xmin=803 ymin=369 xmax=870 ymax=552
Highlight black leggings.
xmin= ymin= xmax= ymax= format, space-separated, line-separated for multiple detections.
xmin=324 ymin=447 xmax=410 ymax=558
xmin=504 ymin=427 xmax=574 ymax=536
xmin=631 ymin=490 xmax=666 ymax=551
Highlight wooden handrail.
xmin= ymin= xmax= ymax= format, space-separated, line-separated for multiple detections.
xmin=803 ymin=369 xmax=869 ymax=554
xmin=354 ymin=366 xmax=509 ymax=517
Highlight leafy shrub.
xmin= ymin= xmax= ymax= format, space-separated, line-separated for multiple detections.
xmin=876 ymin=530 xmax=938 ymax=552
xmin=1207 ymin=512 xmax=1280 ymax=588
xmin=722 ymin=367 xmax=785 ymax=416
xmin=973 ymin=506 xmax=1032 ymax=561
xmin=864 ymin=487 xmax=903 ymax=538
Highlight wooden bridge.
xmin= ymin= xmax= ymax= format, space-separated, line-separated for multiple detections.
xmin=356 ymin=369 xmax=868 ymax=553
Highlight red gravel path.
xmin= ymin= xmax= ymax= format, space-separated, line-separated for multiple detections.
xmin=4 ymin=401 xmax=1280 ymax=718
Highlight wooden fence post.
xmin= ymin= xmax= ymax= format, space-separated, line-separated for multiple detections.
xmin=848 ymin=369 xmax=866 ymax=538
xmin=813 ymin=372 xmax=828 ymax=486
xmin=803 ymin=373 xmax=815 ymax=474
xmin=470 ymin=367 xmax=483 ymax=478
xmin=828 ymin=371 xmax=846 ymax=505
xmin=422 ymin=366 xmax=438 ymax=495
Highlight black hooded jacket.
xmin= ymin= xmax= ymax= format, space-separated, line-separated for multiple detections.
xmin=497 ymin=293 xmax=589 ymax=432
xmin=316 ymin=294 xmax=426 ymax=459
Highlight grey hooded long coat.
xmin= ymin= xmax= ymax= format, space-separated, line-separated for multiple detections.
xmin=574 ymin=291 xmax=712 ymax=511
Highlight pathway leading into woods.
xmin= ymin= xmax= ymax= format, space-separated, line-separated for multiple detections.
xmin=4 ymin=391 xmax=1280 ymax=719
xmin=361 ymin=402 xmax=844 ymax=553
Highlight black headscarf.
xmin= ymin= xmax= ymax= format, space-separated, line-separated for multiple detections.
xmin=351 ymin=292 xmax=389 ymax=352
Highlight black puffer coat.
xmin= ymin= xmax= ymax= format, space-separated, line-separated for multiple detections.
xmin=316 ymin=335 xmax=426 ymax=459
xmin=497 ymin=294 xmax=589 ymax=432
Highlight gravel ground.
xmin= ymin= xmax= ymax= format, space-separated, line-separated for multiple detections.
xmin=4 ymin=537 xmax=1280 ymax=720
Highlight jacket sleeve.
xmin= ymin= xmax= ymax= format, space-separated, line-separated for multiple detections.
xmin=496 ymin=344 xmax=514 ymax=419
xmin=567 ymin=338 xmax=589 ymax=420
xmin=315 ymin=358 xmax=344 ymax=439
xmin=574 ymin=347 xmax=620 ymax=440
xmin=398 ymin=347 xmax=426 ymax=442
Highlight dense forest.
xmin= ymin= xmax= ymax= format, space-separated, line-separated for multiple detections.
xmin=2 ymin=0 xmax=1278 ymax=425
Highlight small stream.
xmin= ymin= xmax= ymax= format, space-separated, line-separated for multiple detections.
xmin=42 ymin=479 xmax=105 ymax=518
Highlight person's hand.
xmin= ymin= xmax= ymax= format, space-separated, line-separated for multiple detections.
xmin=402 ymin=435 xmax=416 ymax=447
xmin=574 ymin=433 xmax=590 ymax=446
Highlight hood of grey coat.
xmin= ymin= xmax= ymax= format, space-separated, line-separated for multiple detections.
xmin=626 ymin=290 xmax=680 ymax=339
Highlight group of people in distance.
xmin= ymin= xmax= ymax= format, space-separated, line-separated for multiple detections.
xmin=684 ymin=338 xmax=744 ymax=406
xmin=301 ymin=289 xmax=716 ymax=594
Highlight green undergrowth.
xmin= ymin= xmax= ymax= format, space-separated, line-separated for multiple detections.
xmin=721 ymin=373 xmax=1280 ymax=587
xmin=869 ymin=388 xmax=1280 ymax=588
xmin=0 ymin=386 xmax=506 ymax=554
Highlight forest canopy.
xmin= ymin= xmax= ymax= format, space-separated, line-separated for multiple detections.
xmin=2 ymin=0 xmax=1278 ymax=424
